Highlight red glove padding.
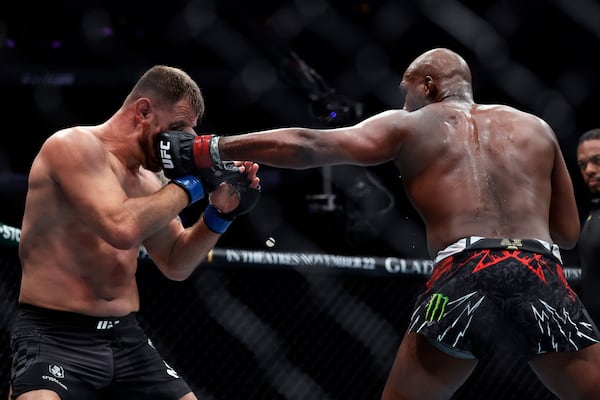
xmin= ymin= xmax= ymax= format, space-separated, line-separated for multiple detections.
xmin=155 ymin=131 xmax=222 ymax=179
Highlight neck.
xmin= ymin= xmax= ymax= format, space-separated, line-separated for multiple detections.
xmin=99 ymin=117 xmax=144 ymax=172
xmin=440 ymin=93 xmax=473 ymax=103
xmin=439 ymin=80 xmax=473 ymax=103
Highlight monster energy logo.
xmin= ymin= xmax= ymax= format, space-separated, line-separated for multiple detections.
xmin=425 ymin=293 xmax=449 ymax=322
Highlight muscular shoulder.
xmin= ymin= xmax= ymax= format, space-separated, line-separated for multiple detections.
xmin=37 ymin=127 xmax=109 ymax=183
xmin=42 ymin=127 xmax=105 ymax=164
xmin=478 ymin=103 xmax=549 ymax=125
xmin=475 ymin=104 xmax=556 ymax=137
xmin=44 ymin=127 xmax=101 ymax=151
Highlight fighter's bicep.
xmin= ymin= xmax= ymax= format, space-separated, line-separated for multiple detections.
xmin=337 ymin=110 xmax=408 ymax=164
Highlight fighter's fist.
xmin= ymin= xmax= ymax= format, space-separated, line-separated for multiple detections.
xmin=203 ymin=162 xmax=261 ymax=234
xmin=155 ymin=131 xmax=223 ymax=179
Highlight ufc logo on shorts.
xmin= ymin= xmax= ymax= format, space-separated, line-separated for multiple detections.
xmin=159 ymin=141 xmax=174 ymax=169
xmin=96 ymin=320 xmax=120 ymax=330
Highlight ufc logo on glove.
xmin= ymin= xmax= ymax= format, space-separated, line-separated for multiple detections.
xmin=159 ymin=141 xmax=174 ymax=170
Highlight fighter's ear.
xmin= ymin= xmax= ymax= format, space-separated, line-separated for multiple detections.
xmin=423 ymin=75 xmax=438 ymax=100
xmin=135 ymin=98 xmax=152 ymax=121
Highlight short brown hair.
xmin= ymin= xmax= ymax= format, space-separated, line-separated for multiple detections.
xmin=125 ymin=65 xmax=205 ymax=118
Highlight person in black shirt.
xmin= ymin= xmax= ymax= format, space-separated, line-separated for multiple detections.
xmin=577 ymin=128 xmax=600 ymax=327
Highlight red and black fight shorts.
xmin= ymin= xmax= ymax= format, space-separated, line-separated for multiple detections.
xmin=9 ymin=304 xmax=193 ymax=400
xmin=408 ymin=237 xmax=600 ymax=359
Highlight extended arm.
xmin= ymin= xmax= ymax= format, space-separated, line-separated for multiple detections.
xmin=218 ymin=110 xmax=408 ymax=168
xmin=154 ymin=109 xmax=410 ymax=170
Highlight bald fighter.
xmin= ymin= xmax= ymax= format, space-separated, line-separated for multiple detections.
xmin=159 ymin=48 xmax=600 ymax=399
xmin=10 ymin=65 xmax=260 ymax=400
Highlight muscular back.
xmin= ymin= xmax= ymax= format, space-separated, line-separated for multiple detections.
xmin=395 ymin=102 xmax=578 ymax=256
xmin=219 ymin=98 xmax=579 ymax=258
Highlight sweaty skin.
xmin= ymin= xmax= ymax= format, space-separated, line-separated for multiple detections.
xmin=218 ymin=48 xmax=579 ymax=258
xmin=210 ymin=48 xmax=598 ymax=400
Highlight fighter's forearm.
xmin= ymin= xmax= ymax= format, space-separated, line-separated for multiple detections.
xmin=156 ymin=223 xmax=220 ymax=281
xmin=219 ymin=129 xmax=329 ymax=169
xmin=91 ymin=185 xmax=186 ymax=251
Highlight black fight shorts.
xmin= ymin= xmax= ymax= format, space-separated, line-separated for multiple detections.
xmin=409 ymin=237 xmax=600 ymax=359
xmin=9 ymin=304 xmax=192 ymax=400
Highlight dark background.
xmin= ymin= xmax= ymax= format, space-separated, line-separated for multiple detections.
xmin=0 ymin=1 xmax=598 ymax=399
xmin=1 ymin=0 xmax=599 ymax=262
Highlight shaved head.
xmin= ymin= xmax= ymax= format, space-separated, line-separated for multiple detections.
xmin=401 ymin=48 xmax=473 ymax=110
xmin=405 ymin=48 xmax=472 ymax=85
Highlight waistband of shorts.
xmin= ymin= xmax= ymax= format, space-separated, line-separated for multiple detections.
xmin=434 ymin=237 xmax=562 ymax=264
xmin=15 ymin=303 xmax=138 ymax=330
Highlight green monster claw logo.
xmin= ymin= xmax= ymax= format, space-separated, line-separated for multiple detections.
xmin=425 ymin=293 xmax=449 ymax=322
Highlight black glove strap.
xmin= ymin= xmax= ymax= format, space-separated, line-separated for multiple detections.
xmin=221 ymin=182 xmax=261 ymax=220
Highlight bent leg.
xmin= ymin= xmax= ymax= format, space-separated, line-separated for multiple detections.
xmin=381 ymin=332 xmax=477 ymax=400
xmin=529 ymin=342 xmax=600 ymax=400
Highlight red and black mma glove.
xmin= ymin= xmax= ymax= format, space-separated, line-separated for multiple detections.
xmin=157 ymin=130 xmax=260 ymax=225
xmin=202 ymin=173 xmax=261 ymax=234
xmin=155 ymin=130 xmax=223 ymax=179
